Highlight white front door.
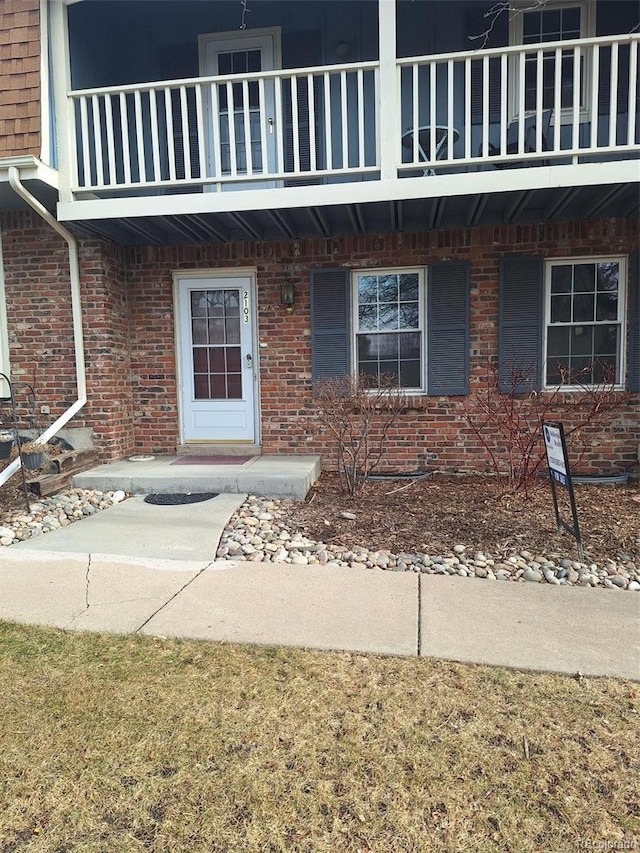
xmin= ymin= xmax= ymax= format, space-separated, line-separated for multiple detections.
xmin=177 ymin=276 xmax=257 ymax=443
xmin=199 ymin=28 xmax=280 ymax=189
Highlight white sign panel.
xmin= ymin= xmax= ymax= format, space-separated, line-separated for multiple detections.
xmin=544 ymin=424 xmax=567 ymax=485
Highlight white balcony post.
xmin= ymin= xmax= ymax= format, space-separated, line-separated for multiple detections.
xmin=49 ymin=0 xmax=74 ymax=202
xmin=378 ymin=0 xmax=397 ymax=180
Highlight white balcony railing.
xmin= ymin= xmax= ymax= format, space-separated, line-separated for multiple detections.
xmin=69 ymin=61 xmax=379 ymax=193
xmin=67 ymin=34 xmax=639 ymax=197
xmin=398 ymin=33 xmax=639 ymax=174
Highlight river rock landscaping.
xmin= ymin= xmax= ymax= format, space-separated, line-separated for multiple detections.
xmin=0 ymin=468 xmax=638 ymax=590
xmin=0 ymin=488 xmax=128 ymax=546
xmin=217 ymin=473 xmax=640 ymax=591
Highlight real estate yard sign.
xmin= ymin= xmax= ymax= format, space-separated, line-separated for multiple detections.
xmin=543 ymin=421 xmax=584 ymax=560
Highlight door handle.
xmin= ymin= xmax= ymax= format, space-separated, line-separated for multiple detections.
xmin=246 ymin=353 xmax=252 ymax=366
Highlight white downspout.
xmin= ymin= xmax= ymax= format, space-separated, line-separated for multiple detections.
xmin=0 ymin=166 xmax=87 ymax=486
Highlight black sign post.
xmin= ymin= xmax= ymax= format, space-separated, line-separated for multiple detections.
xmin=543 ymin=420 xmax=584 ymax=561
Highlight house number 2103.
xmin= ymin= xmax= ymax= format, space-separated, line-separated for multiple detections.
xmin=242 ymin=290 xmax=250 ymax=323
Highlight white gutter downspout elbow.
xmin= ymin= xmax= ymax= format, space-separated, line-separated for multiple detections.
xmin=1 ymin=167 xmax=87 ymax=484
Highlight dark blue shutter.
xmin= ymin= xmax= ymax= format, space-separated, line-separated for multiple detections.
xmin=427 ymin=261 xmax=470 ymax=396
xmin=628 ymin=250 xmax=639 ymax=393
xmin=310 ymin=268 xmax=350 ymax=382
xmin=498 ymin=256 xmax=543 ymax=393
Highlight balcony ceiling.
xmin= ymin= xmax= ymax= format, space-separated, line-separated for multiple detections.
xmin=65 ymin=182 xmax=639 ymax=246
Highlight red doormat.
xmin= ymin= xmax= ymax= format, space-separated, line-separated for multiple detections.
xmin=170 ymin=456 xmax=252 ymax=466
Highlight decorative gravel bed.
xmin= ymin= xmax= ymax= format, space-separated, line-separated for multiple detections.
xmin=0 ymin=489 xmax=127 ymax=546
xmin=218 ymin=495 xmax=640 ymax=591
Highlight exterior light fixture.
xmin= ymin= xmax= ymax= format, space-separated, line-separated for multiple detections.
xmin=281 ymin=282 xmax=295 ymax=313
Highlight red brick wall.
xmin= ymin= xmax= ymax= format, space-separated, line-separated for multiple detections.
xmin=79 ymin=238 xmax=134 ymax=458
xmin=1 ymin=212 xmax=134 ymax=458
xmin=124 ymin=218 xmax=639 ymax=475
xmin=126 ymin=246 xmax=181 ymax=455
xmin=0 ymin=0 xmax=41 ymax=158
xmin=2 ymin=212 xmax=638 ymax=475
xmin=1 ymin=211 xmax=78 ymax=421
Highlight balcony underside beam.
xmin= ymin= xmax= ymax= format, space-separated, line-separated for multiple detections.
xmin=267 ymin=210 xmax=294 ymax=239
xmin=307 ymin=207 xmax=330 ymax=237
xmin=185 ymin=214 xmax=229 ymax=242
xmin=544 ymin=188 xmax=580 ymax=220
xmin=583 ymin=184 xmax=628 ymax=219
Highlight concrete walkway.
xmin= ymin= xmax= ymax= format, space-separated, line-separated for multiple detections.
xmin=1 ymin=495 xmax=638 ymax=680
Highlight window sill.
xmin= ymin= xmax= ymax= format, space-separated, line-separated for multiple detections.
xmin=542 ymin=384 xmax=627 ymax=393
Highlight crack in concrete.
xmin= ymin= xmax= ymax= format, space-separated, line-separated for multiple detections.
xmin=417 ymin=573 xmax=423 ymax=656
xmin=63 ymin=553 xmax=92 ymax=630
xmin=134 ymin=561 xmax=215 ymax=634
xmin=85 ymin=553 xmax=92 ymax=610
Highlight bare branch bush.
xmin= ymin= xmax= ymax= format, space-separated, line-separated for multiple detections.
xmin=468 ymin=0 xmax=547 ymax=49
xmin=313 ymin=374 xmax=408 ymax=497
xmin=461 ymin=360 xmax=631 ymax=497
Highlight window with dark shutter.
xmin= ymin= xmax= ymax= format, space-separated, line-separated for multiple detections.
xmin=498 ymin=256 xmax=543 ymax=393
xmin=427 ymin=262 xmax=470 ymax=396
xmin=544 ymin=257 xmax=627 ymax=387
xmin=310 ymin=268 xmax=350 ymax=383
xmin=310 ymin=263 xmax=472 ymax=394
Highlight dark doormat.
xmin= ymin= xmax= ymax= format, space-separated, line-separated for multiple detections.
xmin=144 ymin=493 xmax=219 ymax=505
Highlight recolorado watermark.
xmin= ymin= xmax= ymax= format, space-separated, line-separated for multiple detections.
xmin=575 ymin=840 xmax=639 ymax=851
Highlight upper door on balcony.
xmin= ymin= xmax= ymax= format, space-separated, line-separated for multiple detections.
xmin=198 ymin=28 xmax=280 ymax=190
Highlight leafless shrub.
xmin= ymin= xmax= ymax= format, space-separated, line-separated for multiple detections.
xmin=461 ymin=360 xmax=631 ymax=497
xmin=313 ymin=374 xmax=408 ymax=496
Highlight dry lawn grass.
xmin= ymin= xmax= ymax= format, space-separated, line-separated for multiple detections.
xmin=0 ymin=622 xmax=638 ymax=853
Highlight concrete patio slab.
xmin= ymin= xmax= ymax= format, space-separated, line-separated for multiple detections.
xmin=72 ymin=454 xmax=321 ymax=499
xmin=10 ymin=493 xmax=245 ymax=562
xmin=236 ymin=455 xmax=322 ymax=499
xmin=420 ymin=575 xmax=640 ymax=680
xmin=141 ymin=561 xmax=419 ymax=656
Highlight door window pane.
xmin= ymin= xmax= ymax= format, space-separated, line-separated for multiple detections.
xmin=227 ymin=373 xmax=242 ymax=399
xmin=194 ymin=374 xmax=210 ymax=399
xmin=189 ymin=287 xmax=245 ymax=400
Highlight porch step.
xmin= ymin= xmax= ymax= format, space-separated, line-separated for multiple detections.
xmin=176 ymin=444 xmax=262 ymax=458
xmin=72 ymin=454 xmax=322 ymax=501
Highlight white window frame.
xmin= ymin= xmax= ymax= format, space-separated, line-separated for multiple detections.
xmin=542 ymin=255 xmax=627 ymax=391
xmin=351 ymin=267 xmax=426 ymax=393
xmin=0 ymin=229 xmax=10 ymax=397
xmin=509 ymin=0 xmax=595 ymax=124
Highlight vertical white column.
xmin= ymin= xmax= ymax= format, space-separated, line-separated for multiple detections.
xmin=378 ymin=0 xmax=397 ymax=180
xmin=49 ymin=0 xmax=74 ymax=201
xmin=0 ymin=230 xmax=10 ymax=397
xmin=38 ymin=0 xmax=51 ymax=166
